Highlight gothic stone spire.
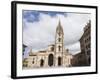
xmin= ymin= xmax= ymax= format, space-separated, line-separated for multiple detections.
xmin=56 ymin=20 xmax=64 ymax=35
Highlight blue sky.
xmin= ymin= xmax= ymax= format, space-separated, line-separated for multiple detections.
xmin=23 ymin=10 xmax=67 ymax=23
xmin=23 ymin=10 xmax=90 ymax=58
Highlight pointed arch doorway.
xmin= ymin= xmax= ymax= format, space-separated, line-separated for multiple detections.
xmin=58 ymin=57 xmax=62 ymax=66
xmin=48 ymin=54 xmax=54 ymax=66
xmin=40 ymin=59 xmax=44 ymax=67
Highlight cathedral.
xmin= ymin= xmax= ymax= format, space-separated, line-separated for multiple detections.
xmin=24 ymin=20 xmax=73 ymax=68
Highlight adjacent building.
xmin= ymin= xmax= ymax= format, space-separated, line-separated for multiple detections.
xmin=71 ymin=21 xmax=91 ymax=66
xmin=71 ymin=52 xmax=87 ymax=66
xmin=80 ymin=20 xmax=91 ymax=66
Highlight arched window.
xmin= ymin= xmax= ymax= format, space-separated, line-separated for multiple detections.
xmin=58 ymin=45 xmax=61 ymax=51
xmin=51 ymin=47 xmax=54 ymax=51
xmin=40 ymin=59 xmax=44 ymax=67
xmin=48 ymin=54 xmax=53 ymax=66
xmin=32 ymin=58 xmax=34 ymax=64
xmin=58 ymin=38 xmax=61 ymax=42
xmin=58 ymin=57 xmax=62 ymax=66
xmin=58 ymin=32 xmax=61 ymax=36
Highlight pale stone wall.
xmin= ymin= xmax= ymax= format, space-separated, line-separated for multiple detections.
xmin=26 ymin=47 xmax=73 ymax=68
xmin=27 ymin=55 xmax=37 ymax=68
xmin=36 ymin=53 xmax=48 ymax=68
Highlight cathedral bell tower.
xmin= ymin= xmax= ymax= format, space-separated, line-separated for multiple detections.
xmin=55 ymin=20 xmax=64 ymax=66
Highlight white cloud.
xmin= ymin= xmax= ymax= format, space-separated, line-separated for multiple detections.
xmin=23 ymin=12 xmax=90 ymax=54
xmin=65 ymin=41 xmax=81 ymax=55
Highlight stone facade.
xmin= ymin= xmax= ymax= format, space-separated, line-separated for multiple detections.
xmin=80 ymin=20 xmax=91 ymax=66
xmin=71 ymin=53 xmax=87 ymax=66
xmin=71 ymin=21 xmax=91 ymax=66
xmin=23 ymin=21 xmax=73 ymax=68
